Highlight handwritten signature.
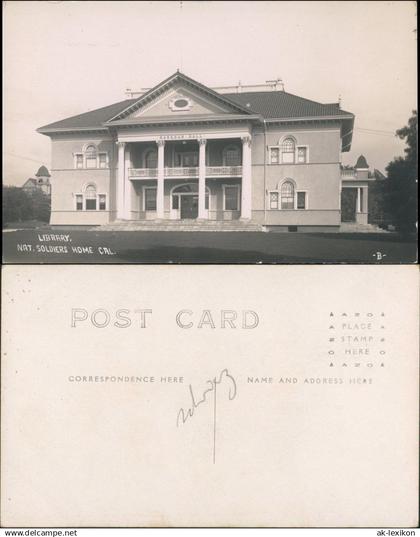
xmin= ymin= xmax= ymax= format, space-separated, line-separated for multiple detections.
xmin=176 ymin=368 xmax=237 ymax=463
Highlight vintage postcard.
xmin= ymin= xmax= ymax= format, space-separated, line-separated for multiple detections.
xmin=2 ymin=0 xmax=418 ymax=532
xmin=2 ymin=1 xmax=417 ymax=264
xmin=1 ymin=265 xmax=418 ymax=527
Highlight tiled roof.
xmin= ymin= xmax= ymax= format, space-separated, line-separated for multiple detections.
xmin=38 ymin=89 xmax=353 ymax=133
xmin=38 ymin=99 xmax=137 ymax=131
xmin=224 ymin=91 xmax=353 ymax=119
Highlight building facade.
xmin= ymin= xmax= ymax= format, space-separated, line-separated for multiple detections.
xmin=22 ymin=166 xmax=51 ymax=196
xmin=38 ymin=71 xmax=371 ymax=230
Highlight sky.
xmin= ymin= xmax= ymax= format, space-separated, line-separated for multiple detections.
xmin=3 ymin=0 xmax=417 ymax=186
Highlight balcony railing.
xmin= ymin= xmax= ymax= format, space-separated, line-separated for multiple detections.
xmin=129 ymin=166 xmax=243 ymax=179
xmin=167 ymin=167 xmax=198 ymax=177
xmin=207 ymin=166 xmax=242 ymax=177
xmin=341 ymin=169 xmax=356 ymax=179
xmin=129 ymin=168 xmax=158 ymax=178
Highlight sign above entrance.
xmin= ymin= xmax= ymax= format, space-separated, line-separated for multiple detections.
xmin=158 ymin=134 xmax=205 ymax=141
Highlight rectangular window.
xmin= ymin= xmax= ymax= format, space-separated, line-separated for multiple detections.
xmin=98 ymin=153 xmax=107 ymax=168
xmin=269 ymin=192 xmax=279 ymax=209
xmin=145 ymin=188 xmax=157 ymax=211
xmin=281 ymin=198 xmax=294 ymax=209
xmin=85 ymin=198 xmax=97 ymax=210
xmin=225 ymin=149 xmax=240 ymax=166
xmin=270 ymin=148 xmax=279 ymax=164
xmin=76 ymin=194 xmax=83 ymax=211
xmin=297 ymin=191 xmax=306 ymax=210
xmin=172 ymin=195 xmax=179 ymax=210
xmin=86 ymin=156 xmax=97 ymax=169
xmin=99 ymin=194 xmax=106 ymax=211
xmin=224 ymin=186 xmax=239 ymax=211
xmin=282 ymin=151 xmax=295 ymax=164
xmin=75 ymin=154 xmax=83 ymax=169
xmin=297 ymin=147 xmax=307 ymax=163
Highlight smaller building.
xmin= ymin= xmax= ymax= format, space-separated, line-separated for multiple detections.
xmin=340 ymin=155 xmax=374 ymax=224
xmin=22 ymin=166 xmax=51 ymax=196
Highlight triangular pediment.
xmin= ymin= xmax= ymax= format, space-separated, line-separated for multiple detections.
xmin=107 ymin=71 xmax=253 ymax=124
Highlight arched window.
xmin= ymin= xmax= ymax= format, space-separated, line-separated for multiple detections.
xmin=85 ymin=184 xmax=97 ymax=210
xmin=74 ymin=144 xmax=108 ymax=169
xmin=75 ymin=183 xmax=106 ymax=211
xmin=144 ymin=149 xmax=158 ymax=169
xmin=85 ymin=145 xmax=97 ymax=169
xmin=281 ymin=181 xmax=295 ymax=209
xmin=223 ymin=145 xmax=241 ymax=166
xmin=281 ymin=138 xmax=295 ymax=163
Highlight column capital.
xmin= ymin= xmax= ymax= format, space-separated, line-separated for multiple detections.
xmin=116 ymin=141 xmax=126 ymax=149
xmin=241 ymin=136 xmax=252 ymax=147
xmin=156 ymin=139 xmax=166 ymax=147
xmin=198 ymin=138 xmax=207 ymax=146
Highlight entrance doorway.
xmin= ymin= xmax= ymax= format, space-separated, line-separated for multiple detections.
xmin=180 ymin=195 xmax=199 ymax=219
xmin=341 ymin=188 xmax=357 ymax=222
xmin=171 ymin=183 xmax=210 ymax=220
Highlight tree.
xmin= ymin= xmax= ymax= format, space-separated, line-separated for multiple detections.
xmin=2 ymin=186 xmax=33 ymax=224
xmin=384 ymin=111 xmax=418 ymax=233
xmin=30 ymin=189 xmax=51 ymax=222
xmin=2 ymin=186 xmax=51 ymax=226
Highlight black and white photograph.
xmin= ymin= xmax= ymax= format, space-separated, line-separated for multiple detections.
xmin=1 ymin=1 xmax=419 ymax=534
xmin=3 ymin=0 xmax=417 ymax=264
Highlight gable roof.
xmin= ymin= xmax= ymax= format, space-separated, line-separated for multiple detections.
xmin=106 ymin=71 xmax=254 ymax=123
xmin=37 ymin=72 xmax=354 ymax=135
xmin=22 ymin=178 xmax=37 ymax=188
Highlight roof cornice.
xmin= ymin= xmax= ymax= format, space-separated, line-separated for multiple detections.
xmin=264 ymin=114 xmax=354 ymax=123
xmin=108 ymin=71 xmax=254 ymax=122
xmin=37 ymin=126 xmax=109 ymax=136
xmin=103 ymin=114 xmax=261 ymax=127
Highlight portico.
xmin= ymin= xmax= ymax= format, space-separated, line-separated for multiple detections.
xmin=115 ymin=133 xmax=252 ymax=221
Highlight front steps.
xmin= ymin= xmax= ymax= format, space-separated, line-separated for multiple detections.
xmin=339 ymin=222 xmax=389 ymax=233
xmin=95 ymin=219 xmax=263 ymax=232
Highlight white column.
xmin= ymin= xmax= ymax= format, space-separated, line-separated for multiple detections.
xmin=241 ymin=136 xmax=252 ymax=219
xmin=116 ymin=141 xmax=125 ymax=220
xmin=156 ymin=140 xmax=165 ymax=219
xmin=123 ymin=144 xmax=132 ymax=220
xmin=357 ymin=187 xmax=362 ymax=213
xmin=363 ymin=186 xmax=368 ymax=213
xmin=198 ymin=138 xmax=207 ymax=219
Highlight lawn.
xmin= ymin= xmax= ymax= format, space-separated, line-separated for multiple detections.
xmin=2 ymin=227 xmax=417 ymax=264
